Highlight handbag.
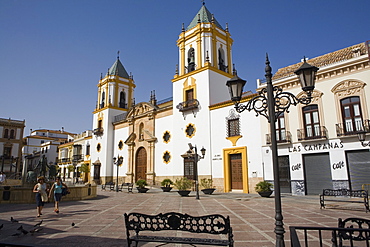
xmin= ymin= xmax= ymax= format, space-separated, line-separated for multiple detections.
xmin=40 ymin=191 xmax=48 ymax=202
xmin=61 ymin=187 xmax=69 ymax=196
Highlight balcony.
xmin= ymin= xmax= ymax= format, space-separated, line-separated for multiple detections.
xmin=93 ymin=127 xmax=104 ymax=136
xmin=297 ymin=126 xmax=328 ymax=141
xmin=266 ymin=131 xmax=292 ymax=144
xmin=336 ymin=119 xmax=370 ymax=137
xmin=72 ymin=154 xmax=84 ymax=162
xmin=58 ymin=158 xmax=71 ymax=163
xmin=176 ymin=99 xmax=199 ymax=112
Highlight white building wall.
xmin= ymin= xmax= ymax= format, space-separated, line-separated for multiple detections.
xmin=113 ymin=125 xmax=129 ymax=178
xmin=210 ymin=105 xmax=264 ymax=178
xmin=154 ymin=114 xmax=174 ymax=177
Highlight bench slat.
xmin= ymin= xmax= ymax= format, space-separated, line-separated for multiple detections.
xmin=131 ymin=235 xmax=230 ymax=246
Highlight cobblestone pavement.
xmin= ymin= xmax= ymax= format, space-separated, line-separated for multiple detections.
xmin=0 ymin=187 xmax=368 ymax=247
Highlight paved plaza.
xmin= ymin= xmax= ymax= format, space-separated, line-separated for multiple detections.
xmin=0 ymin=188 xmax=369 ymax=247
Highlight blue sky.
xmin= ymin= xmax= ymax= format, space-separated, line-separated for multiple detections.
xmin=1 ymin=0 xmax=369 ymax=135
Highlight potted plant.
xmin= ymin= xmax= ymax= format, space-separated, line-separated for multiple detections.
xmin=255 ymin=180 xmax=273 ymax=197
xmin=174 ymin=177 xmax=192 ymax=196
xmin=160 ymin=178 xmax=173 ymax=192
xmin=200 ymin=178 xmax=216 ymax=195
xmin=136 ymin=179 xmax=149 ymax=193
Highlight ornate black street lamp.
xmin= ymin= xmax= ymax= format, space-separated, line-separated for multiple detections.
xmin=188 ymin=143 xmax=206 ymax=200
xmin=226 ymin=55 xmax=318 ymax=247
xmin=357 ymin=131 xmax=370 ymax=147
xmin=113 ymin=156 xmax=123 ymax=192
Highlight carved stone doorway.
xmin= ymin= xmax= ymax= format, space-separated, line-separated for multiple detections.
xmin=135 ymin=147 xmax=147 ymax=182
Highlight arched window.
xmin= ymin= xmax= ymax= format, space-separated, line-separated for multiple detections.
xmin=340 ymin=96 xmax=363 ymax=134
xmin=139 ymin=123 xmax=144 ymax=140
xmin=218 ymin=48 xmax=227 ymax=72
xmin=226 ymin=109 xmax=240 ymax=137
xmin=302 ymin=105 xmax=321 ymax=139
xmin=86 ymin=144 xmax=90 ymax=156
xmin=10 ymin=129 xmax=15 ymax=139
xmin=276 ymin=113 xmax=286 ymax=142
xmin=101 ymin=91 xmax=105 ymax=108
xmin=3 ymin=129 xmax=9 ymax=138
xmin=187 ymin=48 xmax=195 ymax=72
xmin=119 ymin=91 xmax=126 ymax=108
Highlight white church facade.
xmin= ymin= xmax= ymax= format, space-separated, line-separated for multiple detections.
xmin=89 ymin=5 xmax=264 ymax=193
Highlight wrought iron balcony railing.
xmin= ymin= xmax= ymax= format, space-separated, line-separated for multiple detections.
xmin=72 ymin=154 xmax=84 ymax=162
xmin=93 ymin=127 xmax=104 ymax=136
xmin=297 ymin=126 xmax=328 ymax=141
xmin=176 ymin=99 xmax=199 ymax=112
xmin=58 ymin=158 xmax=71 ymax=163
xmin=266 ymin=131 xmax=292 ymax=144
xmin=336 ymin=119 xmax=370 ymax=137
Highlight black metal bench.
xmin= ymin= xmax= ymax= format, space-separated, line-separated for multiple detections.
xmin=101 ymin=182 xmax=115 ymax=191
xmin=124 ymin=212 xmax=234 ymax=247
xmin=338 ymin=217 xmax=370 ymax=244
xmin=320 ymin=189 xmax=369 ymax=212
xmin=118 ymin=183 xmax=134 ymax=193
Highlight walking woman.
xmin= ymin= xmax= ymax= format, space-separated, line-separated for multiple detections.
xmin=49 ymin=176 xmax=68 ymax=214
xmin=33 ymin=176 xmax=49 ymax=217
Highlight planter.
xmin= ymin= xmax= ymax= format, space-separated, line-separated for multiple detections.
xmin=201 ymin=188 xmax=216 ymax=195
xmin=161 ymin=187 xmax=173 ymax=192
xmin=257 ymin=191 xmax=273 ymax=197
xmin=137 ymin=187 xmax=149 ymax=193
xmin=177 ymin=190 xmax=191 ymax=197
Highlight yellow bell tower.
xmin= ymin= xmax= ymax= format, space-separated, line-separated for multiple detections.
xmin=94 ymin=54 xmax=135 ymax=114
xmin=175 ymin=3 xmax=234 ymax=78
xmin=91 ymin=54 xmax=135 ymax=184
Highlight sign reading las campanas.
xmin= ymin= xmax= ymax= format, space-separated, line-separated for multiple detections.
xmin=288 ymin=141 xmax=343 ymax=153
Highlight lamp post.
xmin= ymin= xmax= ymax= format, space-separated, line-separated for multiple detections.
xmin=357 ymin=131 xmax=370 ymax=147
xmin=226 ymin=55 xmax=318 ymax=247
xmin=187 ymin=143 xmax=206 ymax=200
xmin=113 ymin=156 xmax=123 ymax=192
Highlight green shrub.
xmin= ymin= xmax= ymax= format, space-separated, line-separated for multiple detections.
xmin=200 ymin=178 xmax=213 ymax=189
xmin=136 ymin=179 xmax=148 ymax=188
xmin=67 ymin=165 xmax=75 ymax=173
xmin=174 ymin=177 xmax=192 ymax=190
xmin=161 ymin=178 xmax=173 ymax=187
xmin=255 ymin=181 xmax=273 ymax=192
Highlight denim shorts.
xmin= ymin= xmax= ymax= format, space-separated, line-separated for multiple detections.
xmin=54 ymin=193 xmax=62 ymax=202
xmin=35 ymin=193 xmax=44 ymax=207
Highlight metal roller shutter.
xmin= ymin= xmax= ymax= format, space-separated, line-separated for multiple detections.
xmin=303 ymin=153 xmax=332 ymax=195
xmin=346 ymin=150 xmax=370 ymax=191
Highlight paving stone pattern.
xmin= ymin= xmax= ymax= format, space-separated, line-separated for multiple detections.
xmin=0 ymin=188 xmax=368 ymax=247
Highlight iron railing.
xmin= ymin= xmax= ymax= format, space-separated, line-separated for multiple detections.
xmin=336 ymin=119 xmax=370 ymax=137
xmin=58 ymin=158 xmax=71 ymax=163
xmin=176 ymin=99 xmax=199 ymax=112
xmin=93 ymin=127 xmax=104 ymax=136
xmin=113 ymin=113 xmax=127 ymax=123
xmin=297 ymin=126 xmax=328 ymax=141
xmin=72 ymin=154 xmax=84 ymax=162
xmin=266 ymin=131 xmax=292 ymax=144
xmin=290 ymin=226 xmax=370 ymax=247
xmin=157 ymin=97 xmax=173 ymax=105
